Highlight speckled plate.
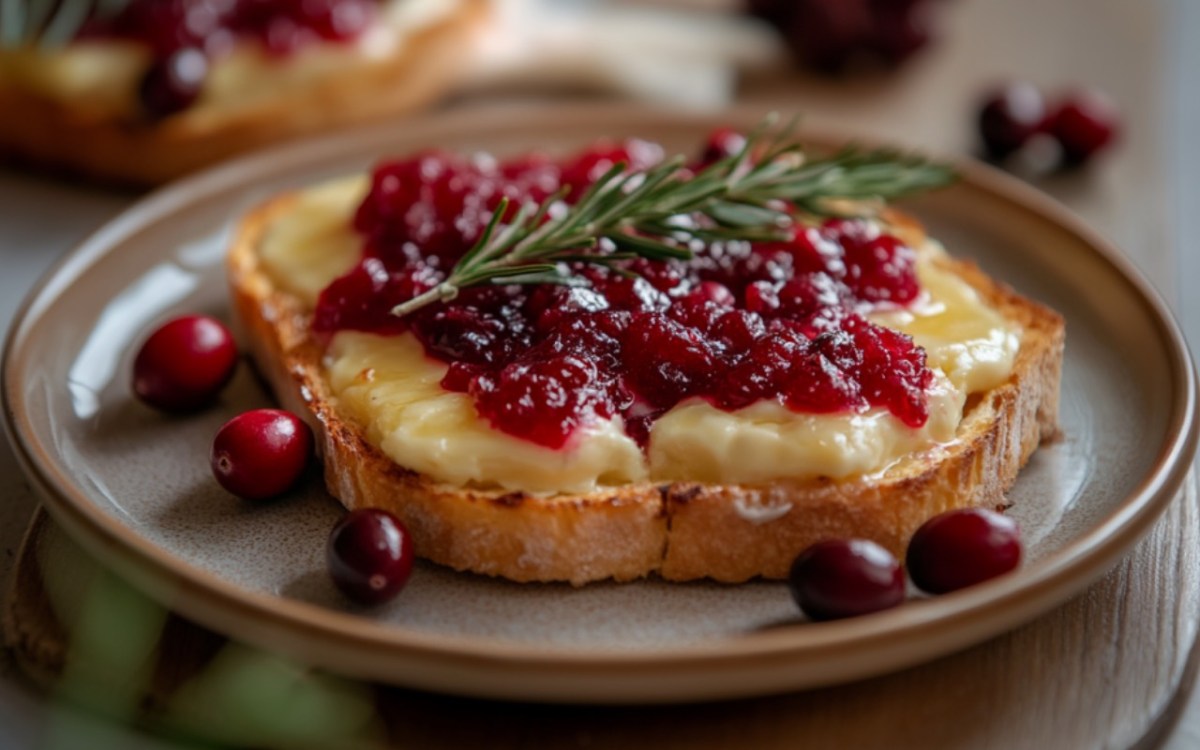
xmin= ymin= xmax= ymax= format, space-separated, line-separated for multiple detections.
xmin=3 ymin=106 xmax=1196 ymax=704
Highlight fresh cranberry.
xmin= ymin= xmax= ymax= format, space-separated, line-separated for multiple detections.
xmin=1049 ymin=89 xmax=1120 ymax=164
xmin=210 ymin=409 xmax=313 ymax=501
xmin=906 ymin=508 xmax=1022 ymax=594
xmin=867 ymin=0 xmax=932 ymax=65
xmin=327 ymin=508 xmax=414 ymax=605
xmin=977 ymin=82 xmax=1048 ymax=159
xmin=759 ymin=0 xmax=935 ymax=73
xmin=138 ymin=47 xmax=209 ymax=119
xmin=133 ymin=314 xmax=238 ymax=412
xmin=783 ymin=0 xmax=875 ymax=73
xmin=788 ymin=539 xmax=906 ymax=620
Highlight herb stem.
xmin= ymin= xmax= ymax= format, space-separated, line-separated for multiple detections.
xmin=389 ymin=118 xmax=956 ymax=318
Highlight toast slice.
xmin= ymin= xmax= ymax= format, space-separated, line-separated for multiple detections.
xmin=228 ymin=187 xmax=1064 ymax=586
xmin=0 ymin=1 xmax=487 ymax=186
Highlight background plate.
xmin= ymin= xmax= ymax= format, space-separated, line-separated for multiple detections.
xmin=3 ymin=105 xmax=1196 ymax=703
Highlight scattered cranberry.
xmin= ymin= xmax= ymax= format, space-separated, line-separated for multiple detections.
xmin=788 ymin=539 xmax=906 ymax=620
xmin=748 ymin=0 xmax=937 ymax=73
xmin=977 ymin=82 xmax=1048 ymax=159
xmin=133 ymin=314 xmax=238 ymax=412
xmin=1049 ymin=88 xmax=1120 ymax=165
xmin=328 ymin=508 xmax=415 ymax=605
xmin=906 ymin=508 xmax=1022 ymax=594
xmin=210 ymin=409 xmax=313 ymax=501
xmin=868 ymin=0 xmax=933 ymax=65
xmin=783 ymin=0 xmax=876 ymax=72
xmin=975 ymin=83 xmax=1119 ymax=170
xmin=81 ymin=0 xmax=381 ymax=116
xmin=138 ymin=47 xmax=209 ymax=119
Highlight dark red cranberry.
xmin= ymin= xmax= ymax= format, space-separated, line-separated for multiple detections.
xmin=138 ymin=47 xmax=209 ymax=119
xmin=754 ymin=0 xmax=936 ymax=72
xmin=299 ymin=0 xmax=374 ymax=40
xmin=133 ymin=314 xmax=238 ymax=412
xmin=847 ymin=316 xmax=931 ymax=427
xmin=688 ymin=280 xmax=737 ymax=307
xmin=744 ymin=0 xmax=792 ymax=26
xmin=906 ymin=508 xmax=1022 ymax=594
xmin=1049 ymin=89 xmax=1120 ymax=164
xmin=622 ymin=313 xmax=717 ymax=408
xmin=744 ymin=280 xmax=781 ymax=315
xmin=210 ymin=409 xmax=313 ymax=501
xmin=471 ymin=356 xmax=609 ymax=449
xmin=782 ymin=0 xmax=875 ymax=73
xmin=714 ymin=327 xmax=803 ymax=408
xmin=86 ymin=0 xmax=381 ymax=68
xmin=710 ymin=308 xmax=765 ymax=355
xmin=868 ymin=0 xmax=932 ymax=65
xmin=977 ymin=82 xmax=1048 ymax=159
xmin=328 ymin=508 xmax=415 ymax=605
xmin=788 ymin=539 xmax=905 ymax=620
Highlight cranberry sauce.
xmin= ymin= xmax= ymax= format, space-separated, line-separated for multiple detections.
xmin=312 ymin=136 xmax=933 ymax=450
xmin=80 ymin=0 xmax=377 ymax=60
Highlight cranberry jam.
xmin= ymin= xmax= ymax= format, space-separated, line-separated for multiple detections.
xmin=80 ymin=0 xmax=377 ymax=59
xmin=313 ymin=135 xmax=934 ymax=450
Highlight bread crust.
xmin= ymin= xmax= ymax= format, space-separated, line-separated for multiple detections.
xmin=0 ymin=1 xmax=486 ymax=186
xmin=228 ymin=193 xmax=1064 ymax=585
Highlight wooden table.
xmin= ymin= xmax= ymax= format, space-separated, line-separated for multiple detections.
xmin=2 ymin=0 xmax=1198 ymax=747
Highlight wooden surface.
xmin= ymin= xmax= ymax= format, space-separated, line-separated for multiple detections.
xmin=5 ymin=478 xmax=1198 ymax=749
xmin=1 ymin=0 xmax=1197 ymax=747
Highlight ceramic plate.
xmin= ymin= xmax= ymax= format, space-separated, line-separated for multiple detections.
xmin=3 ymin=106 xmax=1196 ymax=704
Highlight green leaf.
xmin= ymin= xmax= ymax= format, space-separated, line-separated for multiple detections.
xmin=607 ymin=232 xmax=693 ymax=260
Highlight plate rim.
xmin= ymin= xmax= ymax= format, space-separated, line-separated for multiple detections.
xmin=3 ymin=103 xmax=1197 ymax=701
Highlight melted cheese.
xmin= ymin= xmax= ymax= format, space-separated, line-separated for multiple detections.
xmin=0 ymin=0 xmax=461 ymax=120
xmin=258 ymin=179 xmax=1020 ymax=493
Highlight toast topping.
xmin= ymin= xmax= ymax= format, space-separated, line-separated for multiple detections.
xmin=78 ymin=0 xmax=379 ymax=60
xmin=310 ymin=143 xmax=943 ymax=452
xmin=256 ymin=143 xmax=1018 ymax=492
xmin=0 ymin=0 xmax=460 ymax=118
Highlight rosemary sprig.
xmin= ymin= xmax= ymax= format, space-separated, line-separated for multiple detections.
xmin=1 ymin=0 xmax=128 ymax=48
xmin=391 ymin=120 xmax=956 ymax=318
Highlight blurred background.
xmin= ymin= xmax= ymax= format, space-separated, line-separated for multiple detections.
xmin=1 ymin=0 xmax=1197 ymax=747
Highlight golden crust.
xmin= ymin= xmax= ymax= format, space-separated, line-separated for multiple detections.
xmin=228 ymin=193 xmax=1064 ymax=586
xmin=0 ymin=1 xmax=487 ymax=186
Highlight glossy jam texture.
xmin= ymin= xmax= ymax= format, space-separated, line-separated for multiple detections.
xmin=80 ymin=0 xmax=377 ymax=58
xmin=313 ymin=136 xmax=933 ymax=450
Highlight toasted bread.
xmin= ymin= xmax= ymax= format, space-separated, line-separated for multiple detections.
xmin=0 ymin=1 xmax=487 ymax=186
xmin=227 ymin=189 xmax=1064 ymax=586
